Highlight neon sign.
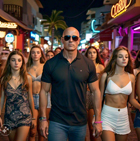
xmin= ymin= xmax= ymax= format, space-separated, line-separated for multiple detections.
xmin=5 ymin=33 xmax=14 ymax=43
xmin=0 ymin=21 xmax=17 ymax=28
xmin=91 ymin=20 xmax=100 ymax=33
xmin=30 ymin=31 xmax=39 ymax=41
xmin=111 ymin=0 xmax=132 ymax=18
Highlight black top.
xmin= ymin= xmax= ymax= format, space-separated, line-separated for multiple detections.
xmin=41 ymin=50 xmax=98 ymax=126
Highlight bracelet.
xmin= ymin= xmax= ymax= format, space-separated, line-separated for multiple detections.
xmin=94 ymin=121 xmax=103 ymax=124
xmin=32 ymin=118 xmax=36 ymax=120
xmin=39 ymin=117 xmax=47 ymax=121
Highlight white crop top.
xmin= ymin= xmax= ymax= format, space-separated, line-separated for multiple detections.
xmin=105 ymin=73 xmax=132 ymax=95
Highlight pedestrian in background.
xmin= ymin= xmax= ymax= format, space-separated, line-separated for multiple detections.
xmin=27 ymin=46 xmax=46 ymax=141
xmin=85 ymin=46 xmax=104 ymax=141
xmin=54 ymin=47 xmax=62 ymax=55
xmin=46 ymin=50 xmax=55 ymax=60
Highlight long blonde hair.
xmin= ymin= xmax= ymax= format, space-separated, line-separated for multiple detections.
xmin=0 ymin=51 xmax=29 ymax=90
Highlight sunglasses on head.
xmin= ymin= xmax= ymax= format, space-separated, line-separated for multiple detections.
xmin=63 ymin=35 xmax=79 ymax=41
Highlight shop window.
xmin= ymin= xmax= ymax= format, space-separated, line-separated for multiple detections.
xmin=133 ymin=33 xmax=140 ymax=51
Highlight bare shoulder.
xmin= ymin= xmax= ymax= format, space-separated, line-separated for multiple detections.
xmin=98 ymin=64 xmax=104 ymax=71
xmin=101 ymin=72 xmax=107 ymax=80
xmin=128 ymin=73 xmax=135 ymax=81
xmin=27 ymin=74 xmax=32 ymax=82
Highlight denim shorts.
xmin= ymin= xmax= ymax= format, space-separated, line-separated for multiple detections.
xmin=33 ymin=94 xmax=39 ymax=110
xmin=33 ymin=93 xmax=51 ymax=110
xmin=134 ymin=109 xmax=140 ymax=128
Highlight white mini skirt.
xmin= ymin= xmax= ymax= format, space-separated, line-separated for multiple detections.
xmin=101 ymin=104 xmax=131 ymax=135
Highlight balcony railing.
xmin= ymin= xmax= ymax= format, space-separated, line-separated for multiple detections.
xmin=3 ymin=4 xmax=22 ymax=21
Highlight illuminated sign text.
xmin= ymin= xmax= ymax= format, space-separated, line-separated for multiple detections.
xmin=111 ymin=0 xmax=132 ymax=18
xmin=0 ymin=21 xmax=17 ymax=28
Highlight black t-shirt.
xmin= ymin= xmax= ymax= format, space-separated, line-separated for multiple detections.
xmin=41 ymin=50 xmax=98 ymax=126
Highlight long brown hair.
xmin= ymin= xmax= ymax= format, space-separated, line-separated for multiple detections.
xmin=85 ymin=46 xmax=103 ymax=65
xmin=134 ymin=50 xmax=140 ymax=69
xmin=27 ymin=45 xmax=46 ymax=68
xmin=103 ymin=46 xmax=133 ymax=77
xmin=0 ymin=51 xmax=29 ymax=90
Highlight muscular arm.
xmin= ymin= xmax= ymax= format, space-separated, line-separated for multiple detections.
xmin=39 ymin=82 xmax=51 ymax=117
xmin=88 ymin=80 xmax=101 ymax=121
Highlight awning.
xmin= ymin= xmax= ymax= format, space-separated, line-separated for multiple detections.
xmin=35 ymin=0 xmax=43 ymax=8
xmin=108 ymin=0 xmax=140 ymax=25
xmin=94 ymin=28 xmax=112 ymax=42
xmin=0 ymin=9 xmax=32 ymax=31
xmin=89 ymin=38 xmax=94 ymax=44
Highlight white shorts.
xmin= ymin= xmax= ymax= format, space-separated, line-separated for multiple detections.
xmin=46 ymin=92 xmax=51 ymax=108
xmin=101 ymin=104 xmax=131 ymax=135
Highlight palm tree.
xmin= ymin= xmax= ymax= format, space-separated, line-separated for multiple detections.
xmin=54 ymin=29 xmax=61 ymax=45
xmin=42 ymin=10 xmax=68 ymax=50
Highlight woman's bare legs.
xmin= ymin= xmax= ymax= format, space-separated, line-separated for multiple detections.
xmin=115 ymin=134 xmax=128 ymax=141
xmin=14 ymin=126 xmax=30 ymax=141
xmin=101 ymin=131 xmax=115 ymax=141
xmin=135 ymin=128 xmax=140 ymax=141
xmin=8 ymin=129 xmax=16 ymax=141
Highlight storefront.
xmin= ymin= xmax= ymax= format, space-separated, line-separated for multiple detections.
xmin=30 ymin=31 xmax=40 ymax=45
xmin=107 ymin=0 xmax=140 ymax=51
xmin=92 ymin=27 xmax=112 ymax=51
xmin=0 ymin=9 xmax=32 ymax=53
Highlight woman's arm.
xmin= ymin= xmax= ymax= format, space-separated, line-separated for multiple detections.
xmin=129 ymin=74 xmax=140 ymax=109
xmin=99 ymin=72 xmax=107 ymax=100
xmin=136 ymin=73 xmax=140 ymax=103
xmin=27 ymin=75 xmax=35 ymax=118
xmin=99 ymin=64 xmax=104 ymax=73
xmin=0 ymin=84 xmax=5 ymax=127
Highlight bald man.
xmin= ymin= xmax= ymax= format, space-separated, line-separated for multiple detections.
xmin=39 ymin=27 xmax=102 ymax=141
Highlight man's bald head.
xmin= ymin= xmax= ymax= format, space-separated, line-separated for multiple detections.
xmin=62 ymin=27 xmax=80 ymax=37
xmin=61 ymin=27 xmax=81 ymax=52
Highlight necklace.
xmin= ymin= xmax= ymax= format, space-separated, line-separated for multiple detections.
xmin=32 ymin=66 xmax=37 ymax=71
xmin=114 ymin=72 xmax=125 ymax=75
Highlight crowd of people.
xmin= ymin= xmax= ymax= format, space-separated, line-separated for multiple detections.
xmin=0 ymin=27 xmax=140 ymax=141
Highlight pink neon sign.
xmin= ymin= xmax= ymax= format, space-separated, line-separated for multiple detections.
xmin=111 ymin=0 xmax=132 ymax=18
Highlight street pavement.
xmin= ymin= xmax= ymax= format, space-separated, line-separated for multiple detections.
xmin=0 ymin=107 xmax=138 ymax=141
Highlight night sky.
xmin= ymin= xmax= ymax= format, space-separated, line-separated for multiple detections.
xmin=40 ymin=0 xmax=104 ymax=32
